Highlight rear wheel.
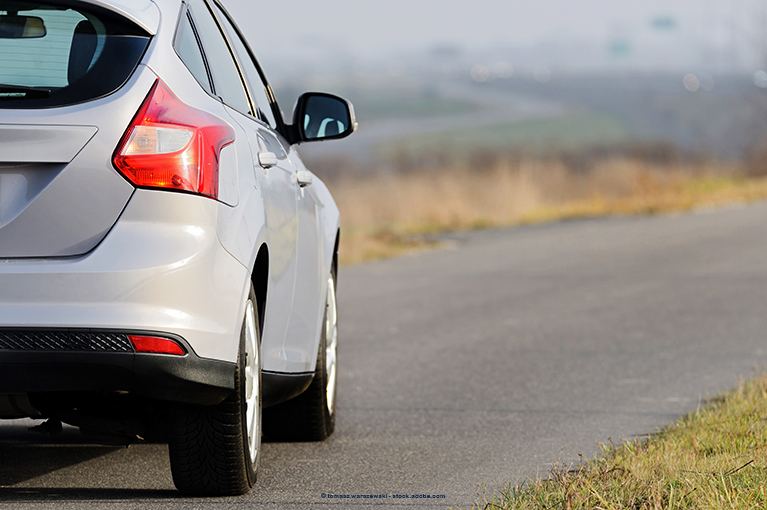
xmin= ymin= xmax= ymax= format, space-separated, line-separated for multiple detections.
xmin=264 ymin=270 xmax=337 ymax=441
xmin=168 ymin=285 xmax=261 ymax=495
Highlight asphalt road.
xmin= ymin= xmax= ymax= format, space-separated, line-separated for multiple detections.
xmin=2 ymin=202 xmax=767 ymax=509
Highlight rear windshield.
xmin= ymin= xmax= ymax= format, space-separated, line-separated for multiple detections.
xmin=0 ymin=1 xmax=150 ymax=108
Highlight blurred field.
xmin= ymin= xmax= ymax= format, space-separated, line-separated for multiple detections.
xmin=292 ymin=72 xmax=767 ymax=265
xmin=352 ymin=95 xmax=479 ymax=120
xmin=330 ymin=156 xmax=767 ymax=265
xmin=373 ymin=112 xmax=632 ymax=157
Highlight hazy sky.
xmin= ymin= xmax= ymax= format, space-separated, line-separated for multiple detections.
xmin=222 ymin=0 xmax=748 ymax=60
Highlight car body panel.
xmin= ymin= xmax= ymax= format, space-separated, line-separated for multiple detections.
xmin=0 ymin=125 xmax=97 ymax=163
xmin=288 ymin=167 xmax=324 ymax=369
xmin=149 ymin=0 xmax=341 ymax=373
xmin=77 ymin=0 xmax=160 ymax=35
xmin=108 ymin=0 xmax=322 ymax=373
xmin=0 ymin=189 xmax=247 ymax=363
xmin=0 ymin=69 xmax=158 ymax=257
xmin=240 ymin=121 xmax=302 ymax=372
xmin=0 ymin=0 xmax=345 ymax=408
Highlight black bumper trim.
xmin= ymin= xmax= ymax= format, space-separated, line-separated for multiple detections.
xmin=0 ymin=329 xmax=235 ymax=406
xmin=262 ymin=370 xmax=313 ymax=408
xmin=0 ymin=329 xmax=134 ymax=352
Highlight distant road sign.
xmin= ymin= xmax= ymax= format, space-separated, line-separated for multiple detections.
xmin=609 ymin=39 xmax=631 ymax=58
xmin=652 ymin=16 xmax=677 ymax=30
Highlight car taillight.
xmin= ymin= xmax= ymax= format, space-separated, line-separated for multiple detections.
xmin=129 ymin=335 xmax=186 ymax=356
xmin=113 ymin=80 xmax=234 ymax=199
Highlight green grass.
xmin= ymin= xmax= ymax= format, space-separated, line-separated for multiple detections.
xmin=458 ymin=376 xmax=767 ymax=510
xmin=376 ymin=113 xmax=632 ymax=156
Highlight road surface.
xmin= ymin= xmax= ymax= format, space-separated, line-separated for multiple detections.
xmin=2 ymin=202 xmax=767 ymax=508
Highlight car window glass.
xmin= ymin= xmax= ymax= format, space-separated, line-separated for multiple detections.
xmin=0 ymin=2 xmax=150 ymax=108
xmin=187 ymin=0 xmax=250 ymax=116
xmin=174 ymin=12 xmax=212 ymax=94
xmin=212 ymin=4 xmax=276 ymax=128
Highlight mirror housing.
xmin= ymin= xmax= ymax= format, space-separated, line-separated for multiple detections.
xmin=288 ymin=92 xmax=357 ymax=145
xmin=0 ymin=15 xmax=46 ymax=39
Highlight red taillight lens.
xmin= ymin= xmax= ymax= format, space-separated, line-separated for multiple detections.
xmin=113 ymin=80 xmax=235 ymax=199
xmin=129 ymin=335 xmax=186 ymax=356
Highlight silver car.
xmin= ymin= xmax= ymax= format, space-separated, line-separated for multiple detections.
xmin=0 ymin=0 xmax=354 ymax=496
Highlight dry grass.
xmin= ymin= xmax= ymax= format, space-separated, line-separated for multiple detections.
xmin=460 ymin=375 xmax=767 ymax=510
xmin=330 ymin=158 xmax=767 ymax=265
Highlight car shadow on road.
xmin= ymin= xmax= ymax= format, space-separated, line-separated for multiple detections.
xmin=0 ymin=420 xmax=120 ymax=487
xmin=0 ymin=442 xmax=180 ymax=501
xmin=0 ymin=421 xmax=179 ymax=500
xmin=0 ymin=487 xmax=177 ymax=501
xmin=0 ymin=442 xmax=120 ymax=485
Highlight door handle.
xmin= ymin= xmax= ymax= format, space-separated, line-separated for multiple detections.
xmin=296 ymin=170 xmax=313 ymax=187
xmin=258 ymin=151 xmax=277 ymax=169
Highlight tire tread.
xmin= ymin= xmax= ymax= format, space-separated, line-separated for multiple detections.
xmin=168 ymin=367 xmax=251 ymax=495
xmin=167 ymin=286 xmax=259 ymax=496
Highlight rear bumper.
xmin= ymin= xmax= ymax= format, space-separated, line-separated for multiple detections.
xmin=0 ymin=190 xmax=250 ymax=365
xmin=0 ymin=329 xmax=235 ymax=406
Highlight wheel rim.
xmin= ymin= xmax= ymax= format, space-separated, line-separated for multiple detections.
xmin=244 ymin=299 xmax=260 ymax=463
xmin=325 ymin=275 xmax=338 ymax=415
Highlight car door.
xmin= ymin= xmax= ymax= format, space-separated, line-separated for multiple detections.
xmin=211 ymin=3 xmax=325 ymax=371
xmin=185 ymin=0 xmax=300 ymax=369
xmin=248 ymin=126 xmax=300 ymax=369
xmin=288 ymin=157 xmax=323 ymax=357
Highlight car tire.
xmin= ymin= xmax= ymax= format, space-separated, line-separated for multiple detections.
xmin=264 ymin=269 xmax=337 ymax=442
xmin=167 ymin=284 xmax=261 ymax=495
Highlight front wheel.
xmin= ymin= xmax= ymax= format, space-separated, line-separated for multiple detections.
xmin=168 ymin=284 xmax=261 ymax=495
xmin=264 ymin=270 xmax=337 ymax=441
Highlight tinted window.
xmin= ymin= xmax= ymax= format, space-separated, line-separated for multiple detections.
xmin=212 ymin=4 xmax=276 ymax=127
xmin=0 ymin=2 xmax=149 ymax=108
xmin=187 ymin=0 xmax=250 ymax=116
xmin=174 ymin=12 xmax=212 ymax=94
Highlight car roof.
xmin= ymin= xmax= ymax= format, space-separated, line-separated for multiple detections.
xmin=76 ymin=0 xmax=161 ymax=35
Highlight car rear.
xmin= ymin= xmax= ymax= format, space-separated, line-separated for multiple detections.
xmin=0 ymin=0 xmax=248 ymax=425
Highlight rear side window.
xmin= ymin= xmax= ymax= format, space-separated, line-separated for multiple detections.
xmin=174 ymin=12 xmax=212 ymax=94
xmin=0 ymin=2 xmax=150 ymax=109
xmin=212 ymin=3 xmax=277 ymax=128
xmin=186 ymin=0 xmax=251 ymax=116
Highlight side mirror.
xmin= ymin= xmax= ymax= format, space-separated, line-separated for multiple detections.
xmin=291 ymin=92 xmax=357 ymax=144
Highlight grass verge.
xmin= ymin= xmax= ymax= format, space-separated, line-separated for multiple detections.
xmin=459 ymin=376 xmax=767 ymax=510
xmin=330 ymin=159 xmax=767 ymax=265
